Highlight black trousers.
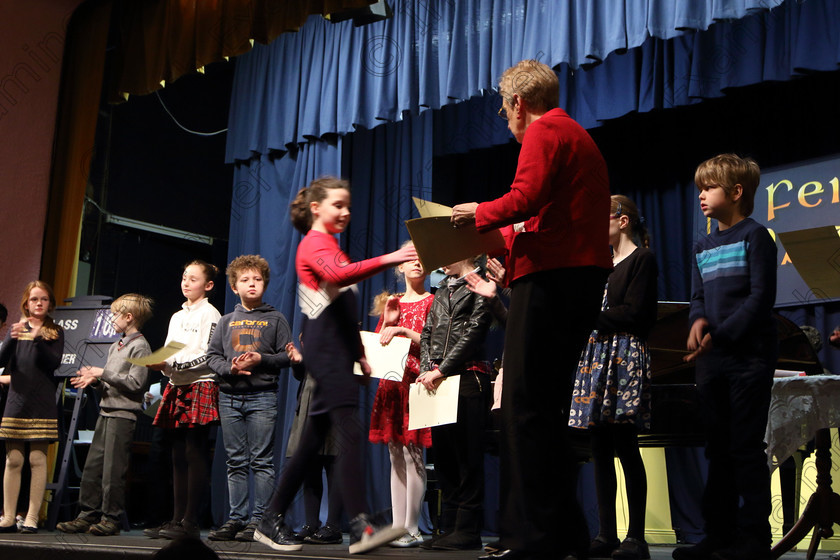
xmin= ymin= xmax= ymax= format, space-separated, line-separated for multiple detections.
xmin=499 ymin=267 xmax=607 ymax=555
xmin=695 ymin=343 xmax=776 ymax=545
xmin=267 ymin=406 xmax=366 ymax=520
xmin=431 ymin=371 xmax=491 ymax=537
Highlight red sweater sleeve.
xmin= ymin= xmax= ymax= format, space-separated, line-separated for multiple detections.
xmin=297 ymin=231 xmax=387 ymax=290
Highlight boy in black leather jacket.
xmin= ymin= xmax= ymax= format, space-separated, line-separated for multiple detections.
xmin=417 ymin=257 xmax=494 ymax=551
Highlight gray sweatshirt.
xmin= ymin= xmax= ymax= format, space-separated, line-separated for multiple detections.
xmin=96 ymin=333 xmax=151 ymax=420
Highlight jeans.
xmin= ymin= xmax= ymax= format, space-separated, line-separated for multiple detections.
xmin=218 ymin=390 xmax=278 ymax=522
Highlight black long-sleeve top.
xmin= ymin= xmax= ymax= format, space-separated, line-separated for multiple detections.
xmin=596 ymin=247 xmax=659 ymax=339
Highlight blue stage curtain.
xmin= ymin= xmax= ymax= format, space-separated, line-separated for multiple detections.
xmin=225 ymin=0 xmax=790 ymax=162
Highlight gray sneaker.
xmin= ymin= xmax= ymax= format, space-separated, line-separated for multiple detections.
xmin=143 ymin=521 xmax=173 ymax=539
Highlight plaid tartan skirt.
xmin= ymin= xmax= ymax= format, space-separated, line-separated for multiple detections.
xmin=153 ymin=381 xmax=219 ymax=428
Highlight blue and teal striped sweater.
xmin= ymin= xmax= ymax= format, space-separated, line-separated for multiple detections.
xmin=689 ymin=217 xmax=777 ymax=348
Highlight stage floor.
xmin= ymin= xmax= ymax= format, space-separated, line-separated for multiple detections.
xmin=0 ymin=532 xmax=827 ymax=560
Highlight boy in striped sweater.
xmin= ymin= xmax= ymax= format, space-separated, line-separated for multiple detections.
xmin=676 ymin=154 xmax=778 ymax=560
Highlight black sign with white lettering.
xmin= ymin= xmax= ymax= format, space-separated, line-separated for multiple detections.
xmin=53 ymin=296 xmax=119 ymax=378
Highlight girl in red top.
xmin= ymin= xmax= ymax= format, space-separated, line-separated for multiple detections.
xmin=368 ymin=242 xmax=433 ymax=547
xmin=255 ymin=176 xmax=417 ymax=555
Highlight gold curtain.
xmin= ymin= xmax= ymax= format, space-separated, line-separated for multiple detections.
xmin=107 ymin=0 xmax=375 ymax=101
xmin=41 ymin=0 xmax=112 ymax=303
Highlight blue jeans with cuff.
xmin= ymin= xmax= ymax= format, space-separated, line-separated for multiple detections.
xmin=218 ymin=390 xmax=278 ymax=523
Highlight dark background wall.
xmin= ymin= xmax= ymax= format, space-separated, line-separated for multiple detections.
xmin=80 ymin=61 xmax=235 ymax=347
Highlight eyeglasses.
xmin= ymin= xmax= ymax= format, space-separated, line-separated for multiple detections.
xmin=610 ymin=202 xmax=623 ymax=219
xmin=497 ymin=94 xmax=514 ymax=120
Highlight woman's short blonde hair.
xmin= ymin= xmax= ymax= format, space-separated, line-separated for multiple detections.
xmin=498 ymin=60 xmax=559 ymax=113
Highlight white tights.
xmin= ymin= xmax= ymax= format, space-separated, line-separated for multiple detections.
xmin=388 ymin=442 xmax=426 ymax=534
xmin=2 ymin=441 xmax=48 ymax=528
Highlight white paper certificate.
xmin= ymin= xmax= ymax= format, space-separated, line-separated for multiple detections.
xmin=353 ymin=331 xmax=411 ymax=382
xmin=126 ymin=341 xmax=186 ymax=366
xmin=408 ymin=375 xmax=460 ymax=429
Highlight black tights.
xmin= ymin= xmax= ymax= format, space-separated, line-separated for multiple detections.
xmin=170 ymin=425 xmax=211 ymax=525
xmin=591 ymin=423 xmax=647 ymax=541
xmin=302 ymin=455 xmax=341 ymax=527
xmin=267 ymin=407 xmax=366 ymax=519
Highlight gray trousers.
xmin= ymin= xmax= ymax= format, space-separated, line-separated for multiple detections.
xmin=78 ymin=415 xmax=135 ymax=521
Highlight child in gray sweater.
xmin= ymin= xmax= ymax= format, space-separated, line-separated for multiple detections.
xmin=57 ymin=294 xmax=153 ymax=536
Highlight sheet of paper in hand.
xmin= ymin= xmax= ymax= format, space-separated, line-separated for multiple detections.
xmin=353 ymin=331 xmax=411 ymax=381
xmin=126 ymin=341 xmax=186 ymax=366
xmin=408 ymin=375 xmax=460 ymax=429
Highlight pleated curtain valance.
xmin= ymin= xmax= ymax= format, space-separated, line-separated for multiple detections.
xmin=224 ymin=0 xmax=793 ymax=161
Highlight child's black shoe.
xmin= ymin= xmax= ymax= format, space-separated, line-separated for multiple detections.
xmin=253 ymin=513 xmax=303 ymax=551
xmin=208 ymin=519 xmax=245 ymax=541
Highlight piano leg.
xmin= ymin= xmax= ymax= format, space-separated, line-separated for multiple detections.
xmin=771 ymin=428 xmax=840 ymax=559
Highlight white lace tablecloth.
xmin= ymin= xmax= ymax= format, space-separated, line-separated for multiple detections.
xmin=766 ymin=375 xmax=840 ymax=472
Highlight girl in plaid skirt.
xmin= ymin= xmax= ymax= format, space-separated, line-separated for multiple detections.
xmin=147 ymin=260 xmax=222 ymax=539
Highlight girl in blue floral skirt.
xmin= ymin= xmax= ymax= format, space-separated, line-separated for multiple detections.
xmin=569 ymin=195 xmax=658 ymax=560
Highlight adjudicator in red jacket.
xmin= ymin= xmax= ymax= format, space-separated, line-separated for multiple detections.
xmin=452 ymin=59 xmax=612 ymax=560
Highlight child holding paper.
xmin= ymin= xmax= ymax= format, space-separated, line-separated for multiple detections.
xmin=58 ymin=294 xmax=153 ymax=536
xmin=368 ymin=242 xmax=433 ymax=548
xmin=417 ymin=256 xmax=494 ymax=551
xmin=145 ymin=260 xmax=222 ymax=540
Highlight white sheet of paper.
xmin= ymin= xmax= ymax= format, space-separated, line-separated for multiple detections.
xmin=126 ymin=341 xmax=186 ymax=366
xmin=353 ymin=331 xmax=411 ymax=381
xmin=408 ymin=375 xmax=460 ymax=429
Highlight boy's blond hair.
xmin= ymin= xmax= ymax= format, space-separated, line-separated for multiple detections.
xmin=498 ymin=60 xmax=559 ymax=114
xmin=226 ymin=255 xmax=271 ymax=289
xmin=111 ymin=293 xmax=154 ymax=328
xmin=695 ymin=153 xmax=761 ymax=217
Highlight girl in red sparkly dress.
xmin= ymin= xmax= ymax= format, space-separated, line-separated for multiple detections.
xmin=368 ymin=243 xmax=433 ymax=547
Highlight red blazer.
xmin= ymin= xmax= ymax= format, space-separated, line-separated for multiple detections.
xmin=475 ymin=108 xmax=612 ymax=283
